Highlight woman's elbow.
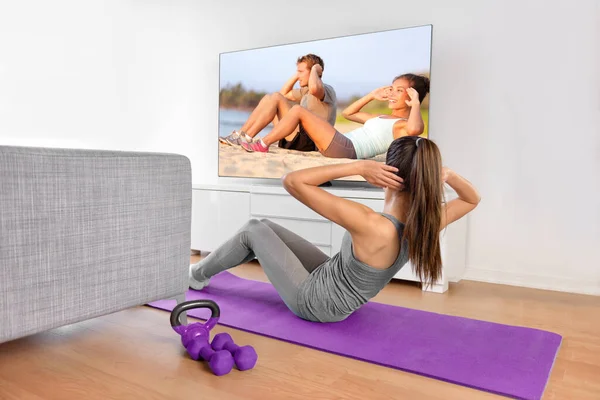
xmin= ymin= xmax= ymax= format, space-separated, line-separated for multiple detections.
xmin=341 ymin=109 xmax=352 ymax=119
xmin=407 ymin=126 xmax=424 ymax=136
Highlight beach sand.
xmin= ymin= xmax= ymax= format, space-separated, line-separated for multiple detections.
xmin=218 ymin=122 xmax=386 ymax=181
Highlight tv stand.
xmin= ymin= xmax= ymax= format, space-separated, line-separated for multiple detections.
xmin=190 ymin=182 xmax=468 ymax=293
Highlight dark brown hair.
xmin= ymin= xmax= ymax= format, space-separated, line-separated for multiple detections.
xmin=385 ymin=136 xmax=443 ymax=288
xmin=393 ymin=73 xmax=430 ymax=103
xmin=297 ymin=54 xmax=324 ymax=73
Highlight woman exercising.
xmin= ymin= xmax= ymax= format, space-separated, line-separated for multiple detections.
xmin=240 ymin=73 xmax=430 ymax=159
xmin=190 ymin=136 xmax=480 ymax=322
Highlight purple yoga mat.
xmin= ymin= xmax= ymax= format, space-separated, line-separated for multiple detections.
xmin=148 ymin=272 xmax=561 ymax=400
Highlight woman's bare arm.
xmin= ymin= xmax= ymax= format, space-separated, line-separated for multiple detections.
xmin=342 ymin=86 xmax=390 ymax=124
xmin=283 ymin=161 xmax=403 ymax=235
xmin=441 ymin=168 xmax=481 ymax=229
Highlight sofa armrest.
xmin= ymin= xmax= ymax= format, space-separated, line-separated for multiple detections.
xmin=0 ymin=146 xmax=192 ymax=343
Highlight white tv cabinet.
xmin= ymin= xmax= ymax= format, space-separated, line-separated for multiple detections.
xmin=190 ymin=182 xmax=468 ymax=293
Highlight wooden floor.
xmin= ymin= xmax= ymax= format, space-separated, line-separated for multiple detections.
xmin=1 ymin=255 xmax=599 ymax=400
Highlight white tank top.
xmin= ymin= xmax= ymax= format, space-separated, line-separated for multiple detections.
xmin=344 ymin=116 xmax=407 ymax=159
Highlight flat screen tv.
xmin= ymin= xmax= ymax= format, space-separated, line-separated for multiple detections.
xmin=218 ymin=24 xmax=432 ymax=183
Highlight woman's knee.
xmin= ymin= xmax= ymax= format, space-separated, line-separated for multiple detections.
xmin=260 ymin=218 xmax=283 ymax=232
xmin=246 ymin=218 xmax=262 ymax=226
xmin=242 ymin=218 xmax=263 ymax=232
xmin=238 ymin=219 xmax=263 ymax=243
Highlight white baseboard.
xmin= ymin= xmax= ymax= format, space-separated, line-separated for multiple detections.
xmin=463 ymin=268 xmax=600 ymax=296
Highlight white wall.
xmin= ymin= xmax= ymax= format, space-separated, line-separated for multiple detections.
xmin=1 ymin=0 xmax=598 ymax=295
xmin=0 ymin=0 xmax=206 ymax=159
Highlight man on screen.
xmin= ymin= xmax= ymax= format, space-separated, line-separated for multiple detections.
xmin=219 ymin=54 xmax=337 ymax=152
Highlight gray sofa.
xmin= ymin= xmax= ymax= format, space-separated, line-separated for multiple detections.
xmin=0 ymin=145 xmax=192 ymax=343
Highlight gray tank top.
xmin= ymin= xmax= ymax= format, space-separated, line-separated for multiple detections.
xmin=296 ymin=213 xmax=409 ymax=322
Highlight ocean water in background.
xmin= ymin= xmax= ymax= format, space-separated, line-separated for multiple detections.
xmin=219 ymin=108 xmax=273 ymax=138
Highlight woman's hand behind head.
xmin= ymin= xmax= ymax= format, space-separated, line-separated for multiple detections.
xmin=370 ymin=86 xmax=392 ymax=101
xmin=359 ymin=160 xmax=404 ymax=190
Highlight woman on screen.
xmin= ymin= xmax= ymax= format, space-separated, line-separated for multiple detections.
xmin=240 ymin=73 xmax=430 ymax=160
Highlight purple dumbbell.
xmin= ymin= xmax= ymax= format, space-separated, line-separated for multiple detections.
xmin=211 ymin=332 xmax=258 ymax=371
xmin=211 ymin=332 xmax=234 ymax=351
xmin=198 ymin=345 xmax=234 ymax=376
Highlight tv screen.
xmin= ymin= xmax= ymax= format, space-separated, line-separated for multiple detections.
xmin=218 ymin=25 xmax=432 ymax=182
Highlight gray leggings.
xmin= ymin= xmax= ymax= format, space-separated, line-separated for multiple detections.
xmin=192 ymin=219 xmax=330 ymax=315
